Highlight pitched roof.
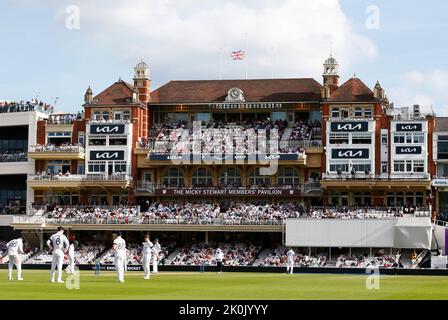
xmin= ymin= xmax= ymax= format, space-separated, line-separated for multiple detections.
xmin=92 ymin=80 xmax=135 ymax=105
xmin=149 ymin=79 xmax=323 ymax=104
xmin=327 ymin=77 xmax=376 ymax=103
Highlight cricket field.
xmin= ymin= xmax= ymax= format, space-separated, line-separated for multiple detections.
xmin=0 ymin=270 xmax=447 ymax=300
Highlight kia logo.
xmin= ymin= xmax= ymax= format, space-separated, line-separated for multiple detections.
xmin=399 ymin=148 xmax=417 ymax=153
xmin=338 ymin=150 xmax=364 ymax=158
xmin=94 ymin=152 xmax=120 ymax=159
xmin=400 ymin=125 xmax=417 ymax=131
xmin=94 ymin=126 xmax=120 ymax=133
xmin=167 ymin=155 xmax=182 ymax=160
xmin=337 ymin=123 xmax=362 ymax=131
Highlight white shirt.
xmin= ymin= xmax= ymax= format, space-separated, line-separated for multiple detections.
xmin=48 ymin=232 xmax=69 ymax=254
xmin=68 ymin=244 xmax=75 ymax=259
xmin=215 ymin=251 xmax=224 ymax=262
xmin=153 ymin=242 xmax=161 ymax=254
xmin=7 ymin=238 xmax=24 ymax=255
xmin=113 ymin=236 xmax=126 ymax=258
xmin=142 ymin=241 xmax=153 ymax=256
xmin=287 ymin=250 xmax=295 ymax=261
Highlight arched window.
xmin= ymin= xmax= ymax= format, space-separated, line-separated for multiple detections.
xmin=102 ymin=111 xmax=110 ymax=121
xmin=249 ymin=168 xmax=271 ymax=187
xmin=123 ymin=111 xmax=131 ymax=121
xmin=220 ymin=167 xmax=241 ymax=187
xmin=331 ymin=108 xmax=340 ymax=118
xmin=93 ymin=111 xmax=101 ymax=121
xmin=191 ymin=167 xmax=213 ymax=187
xmin=277 ymin=167 xmax=300 ymax=186
xmin=162 ymin=167 xmax=184 ymax=187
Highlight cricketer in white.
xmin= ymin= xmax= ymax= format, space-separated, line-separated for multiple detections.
xmin=47 ymin=227 xmax=70 ymax=283
xmin=113 ymin=231 xmax=127 ymax=283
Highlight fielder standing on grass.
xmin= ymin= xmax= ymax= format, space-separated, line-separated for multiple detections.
xmin=142 ymin=234 xmax=153 ymax=280
xmin=47 ymin=227 xmax=70 ymax=283
xmin=286 ymin=248 xmax=295 ymax=274
xmin=113 ymin=231 xmax=127 ymax=283
xmin=152 ymin=238 xmax=161 ymax=274
xmin=3 ymin=237 xmax=24 ymax=281
xmin=214 ymin=248 xmax=224 ymax=274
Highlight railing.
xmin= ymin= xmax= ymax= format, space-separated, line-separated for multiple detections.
xmin=287 ymin=139 xmax=322 ymax=148
xmin=13 ymin=215 xmax=285 ymax=226
xmin=47 ymin=117 xmax=81 ymax=125
xmin=29 ymin=145 xmax=85 ymax=153
xmin=433 ymin=219 xmax=448 ymax=227
xmin=137 ymin=139 xmax=322 ymax=151
xmin=323 ymin=173 xmax=431 ymax=181
xmin=28 ymin=173 xmax=133 ymax=182
xmin=89 ymin=119 xmax=131 ymax=124
xmin=0 ymin=153 xmax=27 ymax=162
xmin=136 ymin=181 xmax=155 ymax=192
xmin=303 ymin=181 xmax=322 ymax=193
xmin=309 ymin=206 xmax=431 ymax=218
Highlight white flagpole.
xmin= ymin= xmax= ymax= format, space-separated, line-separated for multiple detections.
xmin=244 ymin=32 xmax=248 ymax=80
xmin=219 ymin=47 xmax=223 ymax=80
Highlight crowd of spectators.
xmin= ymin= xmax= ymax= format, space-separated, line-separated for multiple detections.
xmin=31 ymin=143 xmax=84 ymax=153
xmin=140 ymin=201 xmax=304 ymax=224
xmin=336 ymin=254 xmax=398 ymax=268
xmin=170 ymin=242 xmax=261 ymax=266
xmin=307 ymin=208 xmax=396 ymax=219
xmin=141 ymin=120 xmax=320 ymax=155
xmin=259 ymin=246 xmax=327 ymax=267
xmin=0 ymin=99 xmax=53 ymax=114
xmin=45 ymin=207 xmax=140 ymax=224
xmin=0 ymin=151 xmax=27 ymax=162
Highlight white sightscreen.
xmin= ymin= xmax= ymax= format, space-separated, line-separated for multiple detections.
xmin=285 ymin=219 xmax=395 ymax=248
xmin=394 ymin=218 xmax=432 ymax=249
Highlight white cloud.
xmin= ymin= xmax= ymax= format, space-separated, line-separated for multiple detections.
xmin=388 ymin=70 xmax=448 ymax=116
xmin=51 ymin=0 xmax=376 ymax=82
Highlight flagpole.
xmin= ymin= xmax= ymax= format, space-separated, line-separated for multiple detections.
xmin=219 ymin=47 xmax=223 ymax=80
xmin=244 ymin=32 xmax=248 ymax=80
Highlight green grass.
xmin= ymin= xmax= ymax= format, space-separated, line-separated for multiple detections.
xmin=0 ymin=270 xmax=447 ymax=300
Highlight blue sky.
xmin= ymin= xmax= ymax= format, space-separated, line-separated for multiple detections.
xmin=0 ymin=0 xmax=447 ymax=114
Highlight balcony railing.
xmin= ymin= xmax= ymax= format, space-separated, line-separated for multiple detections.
xmin=323 ymin=173 xmax=430 ymax=181
xmin=0 ymin=152 xmax=28 ymax=162
xmin=13 ymin=215 xmax=285 ymax=226
xmin=29 ymin=145 xmax=85 ymax=153
xmin=28 ymin=173 xmax=133 ymax=182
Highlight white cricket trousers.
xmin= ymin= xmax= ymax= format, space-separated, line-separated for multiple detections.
xmin=142 ymin=254 xmax=151 ymax=278
xmin=8 ymin=254 xmax=22 ymax=280
xmin=287 ymin=261 xmax=294 ymax=274
xmin=51 ymin=250 xmax=65 ymax=282
xmin=152 ymin=254 xmax=158 ymax=273
xmin=115 ymin=255 xmax=125 ymax=282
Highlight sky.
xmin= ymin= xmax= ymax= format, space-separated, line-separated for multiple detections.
xmin=0 ymin=0 xmax=447 ymax=115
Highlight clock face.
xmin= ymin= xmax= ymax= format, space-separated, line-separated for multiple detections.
xmin=230 ymin=89 xmax=239 ymax=99
xmin=226 ymin=88 xmax=244 ymax=101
